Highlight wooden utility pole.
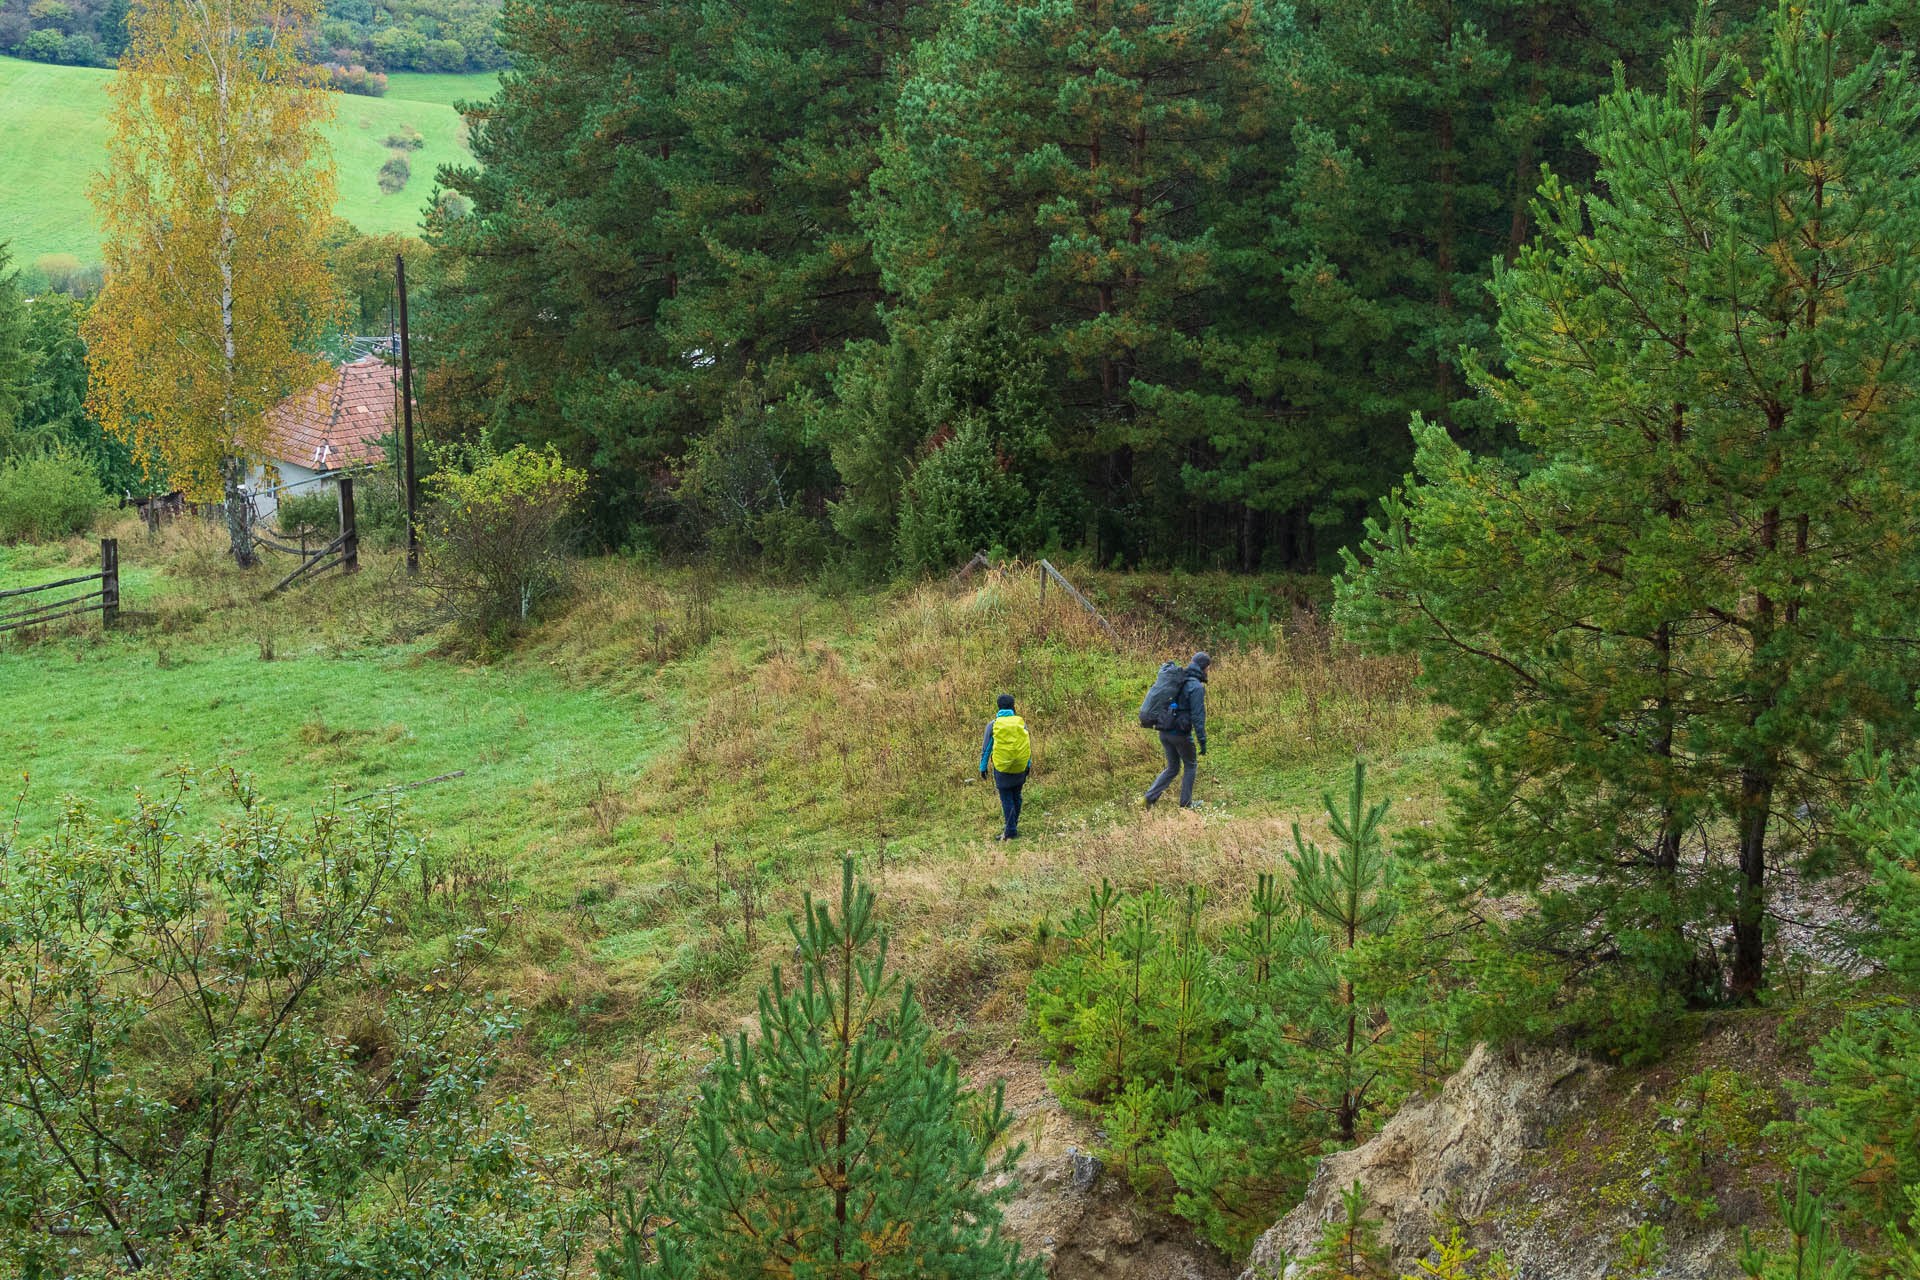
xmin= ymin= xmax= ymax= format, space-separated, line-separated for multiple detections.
xmin=338 ymin=476 xmax=359 ymax=574
xmin=396 ymin=253 xmax=418 ymax=574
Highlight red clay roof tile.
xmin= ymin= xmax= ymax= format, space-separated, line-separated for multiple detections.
xmin=264 ymin=357 xmax=399 ymax=473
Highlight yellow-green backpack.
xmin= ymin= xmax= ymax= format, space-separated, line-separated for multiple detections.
xmin=990 ymin=715 xmax=1031 ymax=773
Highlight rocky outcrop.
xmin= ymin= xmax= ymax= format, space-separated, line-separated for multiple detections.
xmin=985 ymin=1068 xmax=1234 ymax=1280
xmin=1239 ymin=1043 xmax=1605 ymax=1279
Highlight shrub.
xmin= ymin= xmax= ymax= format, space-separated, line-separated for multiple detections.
xmin=674 ymin=375 xmax=834 ymax=576
xmin=272 ymin=487 xmax=339 ymax=536
xmin=0 ymin=446 xmax=105 ymax=542
xmin=421 ymin=439 xmax=586 ymax=642
xmin=326 ymin=61 xmax=387 ymax=96
xmin=378 ymin=152 xmax=412 ymax=194
xmin=27 ymin=252 xmax=97 ymax=296
xmin=0 ymin=772 xmax=592 ymax=1278
xmin=16 ymin=27 xmax=64 ymax=60
xmin=382 ymin=126 xmax=425 ymax=150
xmin=422 ymin=37 xmax=466 ymax=70
xmin=273 ymin=469 xmax=406 ymax=550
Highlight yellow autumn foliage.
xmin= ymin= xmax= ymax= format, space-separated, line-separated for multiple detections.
xmin=84 ymin=0 xmax=340 ymax=509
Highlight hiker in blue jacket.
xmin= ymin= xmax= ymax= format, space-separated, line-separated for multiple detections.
xmin=1145 ymin=652 xmax=1209 ymax=809
xmin=978 ymin=693 xmax=1033 ymax=841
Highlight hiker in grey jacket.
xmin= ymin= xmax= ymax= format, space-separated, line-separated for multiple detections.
xmin=1145 ymin=652 xmax=1209 ymax=809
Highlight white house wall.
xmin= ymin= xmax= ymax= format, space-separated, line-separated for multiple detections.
xmin=246 ymin=462 xmax=334 ymax=521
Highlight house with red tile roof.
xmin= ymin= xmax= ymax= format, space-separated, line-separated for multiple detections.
xmin=250 ymin=356 xmax=400 ymax=517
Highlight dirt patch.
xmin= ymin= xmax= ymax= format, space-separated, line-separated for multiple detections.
xmin=970 ymin=1049 xmax=1236 ymax=1280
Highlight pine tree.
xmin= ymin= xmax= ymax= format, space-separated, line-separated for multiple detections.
xmin=1793 ymin=742 xmax=1920 ymax=1227
xmin=601 ymin=858 xmax=1040 ymax=1280
xmin=1738 ymin=1173 xmax=1859 ymax=1280
xmin=656 ymin=0 xmax=938 ymax=402
xmin=866 ymin=0 xmax=1289 ymax=564
xmin=1282 ymin=761 xmax=1397 ymax=1143
xmin=426 ymin=0 xmax=700 ymax=541
xmin=1164 ymin=763 xmax=1404 ymax=1254
xmin=1337 ymin=0 xmax=1920 ymax=1027
xmin=1303 ymin=1183 xmax=1393 ymax=1280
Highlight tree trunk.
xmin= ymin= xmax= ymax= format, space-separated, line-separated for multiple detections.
xmin=1730 ymin=766 xmax=1771 ymax=1000
xmin=1435 ymin=104 xmax=1457 ymax=421
xmin=1506 ymin=4 xmax=1547 ymax=258
xmin=223 ymin=456 xmax=256 ymax=568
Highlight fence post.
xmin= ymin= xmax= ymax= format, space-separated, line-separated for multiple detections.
xmin=1038 ymin=561 xmax=1047 ymax=607
xmin=100 ymin=538 xmax=119 ymax=628
xmin=338 ymin=476 xmax=359 ymax=574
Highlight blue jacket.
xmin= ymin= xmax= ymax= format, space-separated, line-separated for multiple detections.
xmin=1177 ymin=670 xmax=1207 ymax=747
xmin=980 ymin=709 xmax=1028 ymax=776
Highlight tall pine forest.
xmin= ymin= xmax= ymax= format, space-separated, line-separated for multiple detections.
xmin=421 ymin=0 xmax=1799 ymax=572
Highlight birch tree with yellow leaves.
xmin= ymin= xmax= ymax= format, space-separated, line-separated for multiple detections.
xmin=84 ymin=0 xmax=338 ymax=567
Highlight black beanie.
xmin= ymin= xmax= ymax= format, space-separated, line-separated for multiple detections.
xmin=997 ymin=693 xmax=1016 ymax=710
xmin=1191 ymin=651 xmax=1211 ymax=671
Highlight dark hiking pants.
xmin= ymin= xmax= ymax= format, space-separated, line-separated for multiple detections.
xmin=994 ymin=768 xmax=1028 ymax=838
xmin=1146 ymin=731 xmax=1198 ymax=808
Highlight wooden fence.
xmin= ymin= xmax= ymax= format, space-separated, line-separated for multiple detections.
xmin=0 ymin=539 xmax=119 ymax=635
xmin=262 ymin=476 xmax=360 ymax=594
xmin=952 ymin=551 xmax=1121 ymax=649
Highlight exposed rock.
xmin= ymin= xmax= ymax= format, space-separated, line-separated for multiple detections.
xmin=980 ymin=1054 xmax=1235 ymax=1280
xmin=1240 ymin=1042 xmax=1606 ymax=1279
xmin=1236 ymin=1036 xmax=1774 ymax=1280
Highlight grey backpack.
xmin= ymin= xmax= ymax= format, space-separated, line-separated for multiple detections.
xmin=1138 ymin=662 xmax=1192 ymax=732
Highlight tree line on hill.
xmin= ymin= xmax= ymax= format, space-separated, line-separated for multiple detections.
xmin=417 ymin=0 xmax=1914 ymax=573
xmin=0 ymin=0 xmax=503 ymax=71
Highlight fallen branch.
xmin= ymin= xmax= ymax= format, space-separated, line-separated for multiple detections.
xmin=346 ymin=770 xmax=468 ymax=804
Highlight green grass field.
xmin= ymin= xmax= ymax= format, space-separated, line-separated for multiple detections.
xmin=0 ymin=56 xmax=496 ymax=265
xmin=384 ymin=69 xmax=500 ymax=106
xmin=0 ymin=516 xmax=1456 ymax=1105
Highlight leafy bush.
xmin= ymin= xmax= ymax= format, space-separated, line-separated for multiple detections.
xmin=0 ymin=446 xmax=105 ymax=542
xmin=378 ymin=152 xmax=412 ymax=194
xmin=382 ymin=126 xmax=425 ymax=150
xmin=421 ymin=439 xmax=586 ymax=643
xmin=16 ymin=27 xmax=64 ymax=60
xmin=326 ymin=61 xmax=388 ymax=95
xmin=274 ymin=469 xmax=406 ymax=549
xmin=273 ymin=487 xmax=340 ymax=536
xmin=675 ymin=375 xmax=833 ymax=577
xmin=0 ymin=772 xmax=592 ymax=1278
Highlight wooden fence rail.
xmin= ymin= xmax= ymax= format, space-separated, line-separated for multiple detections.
xmin=265 ymin=476 xmax=360 ymax=595
xmin=1038 ymin=559 xmax=1119 ymax=648
xmin=0 ymin=539 xmax=119 ymax=634
xmin=950 ymin=551 xmax=1121 ymax=650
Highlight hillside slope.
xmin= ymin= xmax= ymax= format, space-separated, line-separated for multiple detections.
xmin=0 ymin=57 xmax=494 ymax=263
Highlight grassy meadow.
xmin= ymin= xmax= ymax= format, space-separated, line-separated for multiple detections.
xmin=0 ymin=514 xmax=1447 ymax=1104
xmin=0 ymin=56 xmax=494 ymax=264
